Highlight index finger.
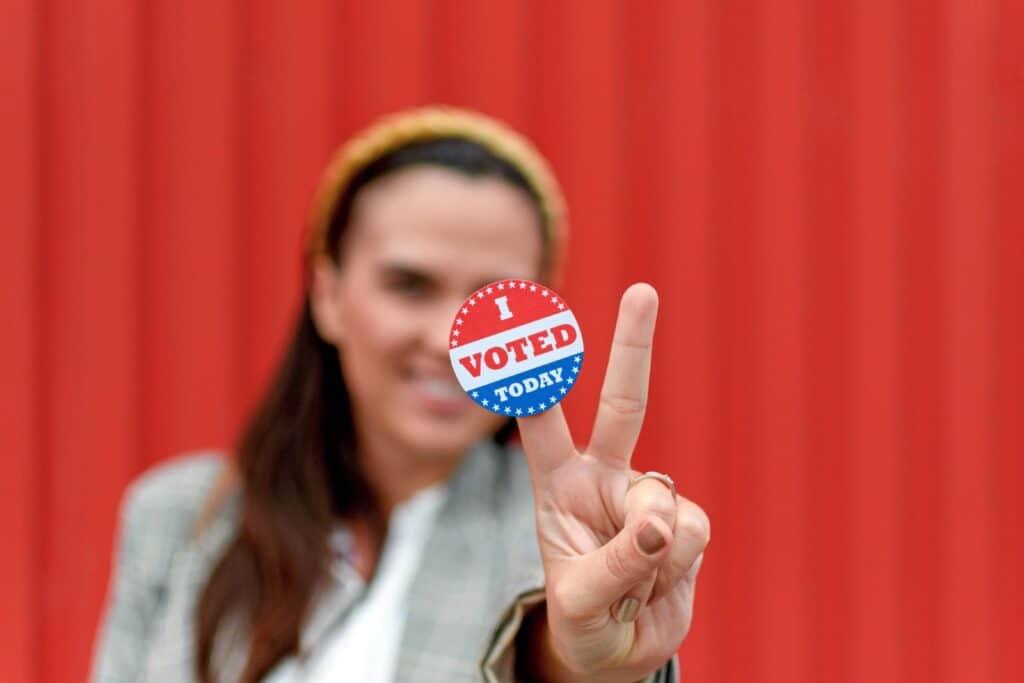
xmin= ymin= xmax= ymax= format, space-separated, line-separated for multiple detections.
xmin=517 ymin=403 xmax=576 ymax=476
xmin=587 ymin=283 xmax=659 ymax=464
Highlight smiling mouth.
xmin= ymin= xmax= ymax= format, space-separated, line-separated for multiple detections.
xmin=405 ymin=373 xmax=475 ymax=415
xmin=416 ymin=377 xmax=464 ymax=401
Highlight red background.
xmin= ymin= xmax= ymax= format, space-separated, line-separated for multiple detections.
xmin=2 ymin=1 xmax=1022 ymax=681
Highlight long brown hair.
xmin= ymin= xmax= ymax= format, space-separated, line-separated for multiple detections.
xmin=195 ymin=138 xmax=542 ymax=682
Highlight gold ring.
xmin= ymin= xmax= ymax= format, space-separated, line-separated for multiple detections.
xmin=627 ymin=471 xmax=676 ymax=495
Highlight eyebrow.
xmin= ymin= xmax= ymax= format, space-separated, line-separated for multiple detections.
xmin=379 ymin=261 xmax=436 ymax=282
xmin=381 ymin=261 xmax=427 ymax=275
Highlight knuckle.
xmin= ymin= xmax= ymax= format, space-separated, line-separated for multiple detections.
xmin=629 ymin=485 xmax=677 ymax=524
xmin=599 ymin=392 xmax=646 ymax=418
xmin=677 ymin=510 xmax=711 ymax=549
xmin=647 ymin=493 xmax=678 ymax=523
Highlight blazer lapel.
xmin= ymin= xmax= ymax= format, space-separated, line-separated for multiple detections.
xmin=393 ymin=440 xmax=506 ymax=681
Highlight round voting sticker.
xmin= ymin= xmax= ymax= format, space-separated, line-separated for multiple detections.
xmin=449 ymin=279 xmax=584 ymax=416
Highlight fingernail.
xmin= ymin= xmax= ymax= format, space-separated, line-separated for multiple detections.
xmin=638 ymin=522 xmax=667 ymax=555
xmin=615 ymin=598 xmax=640 ymax=623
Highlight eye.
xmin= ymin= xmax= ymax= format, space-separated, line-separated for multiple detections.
xmin=381 ymin=267 xmax=433 ymax=298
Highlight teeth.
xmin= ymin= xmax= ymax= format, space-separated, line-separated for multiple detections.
xmin=420 ymin=378 xmax=463 ymax=399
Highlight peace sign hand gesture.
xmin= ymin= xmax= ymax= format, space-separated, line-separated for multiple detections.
xmin=516 ymin=284 xmax=710 ymax=683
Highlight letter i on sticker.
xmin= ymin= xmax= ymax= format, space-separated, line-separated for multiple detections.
xmin=449 ymin=279 xmax=584 ymax=416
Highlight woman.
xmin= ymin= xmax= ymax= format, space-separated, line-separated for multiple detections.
xmin=91 ymin=107 xmax=710 ymax=682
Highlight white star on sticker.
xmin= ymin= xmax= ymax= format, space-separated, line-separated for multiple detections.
xmin=462 ymin=307 xmax=469 ymax=314
xmin=456 ymin=318 xmax=463 ymax=325
xmin=529 ymin=284 xmax=536 ymax=292
xmin=515 ymin=409 xmax=522 ymax=415
xmin=558 ymin=303 xmax=565 ymax=310
xmin=486 ymin=287 xmax=493 ymax=294
xmin=472 ymin=391 xmax=479 ymax=398
xmin=451 ymin=340 xmax=458 ymax=347
xmin=567 ymin=377 xmax=574 ymax=384
xmin=572 ymin=366 xmax=579 ymax=374
xmin=574 ymin=356 xmax=581 ymax=363
xmin=469 ymin=299 xmax=476 ymax=306
xmin=482 ymin=399 xmax=489 ymax=406
xmin=477 ymin=292 xmax=485 ymax=299
xmin=551 ymin=297 xmax=559 ymax=304
xmin=559 ymin=387 xmax=566 ymax=394
xmin=453 ymin=330 xmax=460 ymax=336
xmin=505 ymin=406 xmax=512 ymax=414
xmin=497 ymin=283 xmax=505 ymax=290
xmin=541 ymin=290 xmax=548 ymax=296
xmin=528 ymin=406 xmax=535 ymax=414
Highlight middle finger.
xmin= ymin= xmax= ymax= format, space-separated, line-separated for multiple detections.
xmin=587 ymin=283 xmax=659 ymax=465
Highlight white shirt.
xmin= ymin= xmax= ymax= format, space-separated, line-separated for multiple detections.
xmin=264 ymin=482 xmax=450 ymax=682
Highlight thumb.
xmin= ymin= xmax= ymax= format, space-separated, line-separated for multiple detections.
xmin=559 ymin=517 xmax=674 ymax=623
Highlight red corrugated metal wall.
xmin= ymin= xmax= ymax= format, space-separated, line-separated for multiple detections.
xmin=1 ymin=1 xmax=1021 ymax=681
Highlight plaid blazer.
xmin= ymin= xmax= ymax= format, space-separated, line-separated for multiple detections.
xmin=90 ymin=441 xmax=679 ymax=682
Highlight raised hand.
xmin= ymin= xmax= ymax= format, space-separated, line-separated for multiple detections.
xmin=516 ymin=283 xmax=710 ymax=682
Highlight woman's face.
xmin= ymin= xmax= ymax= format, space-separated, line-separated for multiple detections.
xmin=312 ymin=165 xmax=545 ymax=464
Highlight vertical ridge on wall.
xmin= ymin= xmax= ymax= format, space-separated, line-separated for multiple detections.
xmin=239 ymin=0 xmax=334 ymax=412
xmin=944 ymin=0 xmax=997 ymax=680
xmin=993 ymin=1 xmax=1024 ymax=679
xmin=522 ymin=0 xmax=572 ymax=266
xmin=803 ymin=2 xmax=855 ymax=680
xmin=708 ymin=2 xmax=758 ymax=680
xmin=0 ymin=1 xmax=40 ymax=680
xmin=752 ymin=1 xmax=811 ymax=680
xmin=849 ymin=0 xmax=902 ymax=679
xmin=38 ymin=1 xmax=144 ymax=680
xmin=142 ymin=0 xmax=242 ymax=464
xmin=898 ymin=2 xmax=949 ymax=679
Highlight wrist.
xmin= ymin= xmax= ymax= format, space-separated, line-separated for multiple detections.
xmin=516 ymin=603 xmax=648 ymax=683
xmin=515 ymin=601 xmax=580 ymax=683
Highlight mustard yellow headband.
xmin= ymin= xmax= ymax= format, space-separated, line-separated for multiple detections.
xmin=305 ymin=106 xmax=568 ymax=281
